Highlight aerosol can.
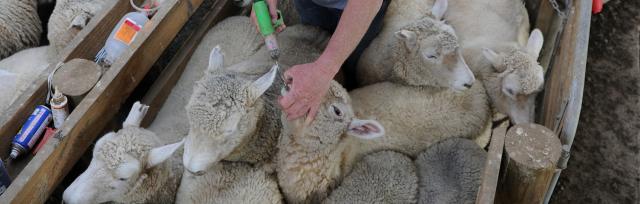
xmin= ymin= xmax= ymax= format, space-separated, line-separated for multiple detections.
xmin=253 ymin=0 xmax=284 ymax=60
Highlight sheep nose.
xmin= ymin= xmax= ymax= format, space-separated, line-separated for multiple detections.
xmin=463 ymin=83 xmax=473 ymax=88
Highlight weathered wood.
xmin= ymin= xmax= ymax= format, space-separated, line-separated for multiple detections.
xmin=0 ymin=0 xmax=205 ymax=203
xmin=0 ymin=0 xmax=130 ymax=160
xmin=496 ymin=123 xmax=561 ymax=204
xmin=475 ymin=121 xmax=509 ymax=204
xmin=52 ymin=59 xmax=102 ymax=103
xmin=141 ymin=0 xmax=237 ymax=127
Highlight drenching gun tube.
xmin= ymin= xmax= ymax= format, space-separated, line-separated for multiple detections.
xmin=253 ymin=0 xmax=283 ymax=59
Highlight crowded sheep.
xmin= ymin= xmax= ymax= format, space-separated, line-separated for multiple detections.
xmin=59 ymin=0 xmax=547 ymax=203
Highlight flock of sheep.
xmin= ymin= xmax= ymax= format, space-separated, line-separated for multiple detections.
xmin=0 ymin=0 xmax=545 ymax=203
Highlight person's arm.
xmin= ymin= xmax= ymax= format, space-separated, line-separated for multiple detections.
xmin=279 ymin=0 xmax=383 ymax=123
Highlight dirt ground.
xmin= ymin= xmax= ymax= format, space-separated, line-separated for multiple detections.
xmin=549 ymin=0 xmax=640 ymax=203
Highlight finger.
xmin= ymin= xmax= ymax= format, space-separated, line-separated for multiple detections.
xmin=304 ymin=101 xmax=321 ymax=126
xmin=278 ymin=92 xmax=296 ymax=109
xmin=276 ymin=24 xmax=286 ymax=33
xmin=287 ymin=102 xmax=309 ymax=120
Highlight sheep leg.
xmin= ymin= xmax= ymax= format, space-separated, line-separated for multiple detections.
xmin=123 ymin=101 xmax=149 ymax=127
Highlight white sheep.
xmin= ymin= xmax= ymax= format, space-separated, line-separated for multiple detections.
xmin=47 ymin=0 xmax=116 ymax=57
xmin=356 ymin=0 xmax=475 ymax=90
xmin=276 ymin=80 xmax=386 ymax=204
xmin=415 ymin=138 xmax=486 ymax=204
xmin=445 ymin=0 xmax=545 ymax=124
xmin=323 ymin=150 xmax=418 ymax=204
xmin=348 ymin=80 xmax=491 ymax=158
xmin=63 ymin=102 xmax=184 ymax=204
xmin=0 ymin=46 xmax=51 ymax=115
xmin=180 ymin=23 xmax=330 ymax=175
xmin=0 ymin=0 xmax=42 ymax=60
xmin=176 ymin=161 xmax=283 ymax=204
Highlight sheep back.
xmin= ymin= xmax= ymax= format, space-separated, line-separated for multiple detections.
xmin=324 ymin=150 xmax=418 ymax=204
xmin=0 ymin=0 xmax=42 ymax=60
xmin=415 ymin=138 xmax=486 ymax=204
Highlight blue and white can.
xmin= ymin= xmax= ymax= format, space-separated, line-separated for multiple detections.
xmin=0 ymin=160 xmax=11 ymax=195
xmin=10 ymin=105 xmax=52 ymax=159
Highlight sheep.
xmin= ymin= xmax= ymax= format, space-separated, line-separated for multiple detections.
xmin=276 ymin=80 xmax=387 ymax=204
xmin=0 ymin=0 xmax=42 ymax=60
xmin=356 ymin=0 xmax=475 ymax=90
xmin=180 ymin=23 xmax=330 ymax=175
xmin=415 ymin=138 xmax=487 ymax=204
xmin=323 ymin=150 xmax=418 ymax=204
xmin=176 ymin=161 xmax=283 ymax=204
xmin=348 ymin=80 xmax=490 ymax=158
xmin=445 ymin=0 xmax=545 ymax=124
xmin=47 ymin=0 xmax=116 ymax=57
xmin=63 ymin=102 xmax=185 ymax=204
xmin=0 ymin=46 xmax=51 ymax=115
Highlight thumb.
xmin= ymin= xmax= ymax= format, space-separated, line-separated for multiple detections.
xmin=304 ymin=101 xmax=321 ymax=126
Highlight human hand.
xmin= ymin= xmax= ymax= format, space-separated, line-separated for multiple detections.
xmin=250 ymin=0 xmax=286 ymax=34
xmin=279 ymin=61 xmax=336 ymax=123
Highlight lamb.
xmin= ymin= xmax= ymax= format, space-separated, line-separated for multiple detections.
xmin=276 ymin=80 xmax=387 ymax=204
xmin=48 ymin=0 xmax=115 ymax=57
xmin=415 ymin=138 xmax=486 ymax=204
xmin=356 ymin=0 xmax=475 ymax=90
xmin=445 ymin=0 xmax=545 ymax=124
xmin=0 ymin=0 xmax=42 ymax=60
xmin=176 ymin=161 xmax=283 ymax=204
xmin=323 ymin=150 xmax=418 ymax=204
xmin=347 ymin=0 xmax=491 ymax=157
xmin=63 ymin=102 xmax=185 ymax=204
xmin=181 ymin=23 xmax=329 ymax=175
xmin=0 ymin=46 xmax=51 ymax=115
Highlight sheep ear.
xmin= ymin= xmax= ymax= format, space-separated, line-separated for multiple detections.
xmin=431 ymin=0 xmax=448 ymax=20
xmin=526 ymin=29 xmax=544 ymax=59
xmin=208 ymin=45 xmax=224 ymax=73
xmin=394 ymin=30 xmax=418 ymax=52
xmin=347 ymin=119 xmax=385 ymax=139
xmin=482 ymin=48 xmax=505 ymax=72
xmin=146 ymin=139 xmax=184 ymax=168
xmin=249 ymin=65 xmax=278 ymax=101
xmin=123 ymin=101 xmax=149 ymax=128
xmin=69 ymin=13 xmax=90 ymax=29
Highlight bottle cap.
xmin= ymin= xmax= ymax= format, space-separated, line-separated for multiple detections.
xmin=10 ymin=148 xmax=19 ymax=159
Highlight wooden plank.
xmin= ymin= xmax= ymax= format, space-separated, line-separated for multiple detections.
xmin=0 ymin=0 xmax=130 ymax=159
xmin=0 ymin=0 xmax=205 ymax=203
xmin=538 ymin=0 xmax=590 ymax=141
xmin=475 ymin=121 xmax=508 ymax=204
xmin=141 ymin=0 xmax=237 ymax=127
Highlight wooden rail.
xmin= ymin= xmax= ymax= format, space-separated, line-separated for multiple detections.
xmin=475 ymin=121 xmax=508 ymax=204
xmin=0 ymin=0 xmax=206 ymax=203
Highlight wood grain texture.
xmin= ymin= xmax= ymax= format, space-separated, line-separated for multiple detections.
xmin=475 ymin=121 xmax=508 ymax=204
xmin=0 ymin=0 xmax=204 ymax=203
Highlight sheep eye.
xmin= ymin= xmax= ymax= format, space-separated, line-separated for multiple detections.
xmin=427 ymin=55 xmax=438 ymax=59
xmin=118 ymin=178 xmax=127 ymax=181
xmin=506 ymin=88 xmax=515 ymax=96
xmin=332 ymin=105 xmax=342 ymax=117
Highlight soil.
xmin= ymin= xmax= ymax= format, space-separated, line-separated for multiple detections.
xmin=549 ymin=0 xmax=640 ymax=203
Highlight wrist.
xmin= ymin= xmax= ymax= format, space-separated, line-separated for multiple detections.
xmin=315 ymin=55 xmax=341 ymax=78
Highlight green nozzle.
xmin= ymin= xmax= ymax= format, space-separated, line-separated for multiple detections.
xmin=253 ymin=0 xmax=283 ymax=36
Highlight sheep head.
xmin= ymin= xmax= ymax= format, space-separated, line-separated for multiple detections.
xmin=282 ymin=81 xmax=385 ymax=151
xmin=183 ymin=46 xmax=278 ymax=175
xmin=482 ymin=29 xmax=545 ymax=124
xmin=391 ymin=0 xmax=475 ymax=91
xmin=63 ymin=128 xmax=183 ymax=204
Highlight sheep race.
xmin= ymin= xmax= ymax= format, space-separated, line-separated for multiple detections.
xmin=1 ymin=0 xmax=594 ymax=203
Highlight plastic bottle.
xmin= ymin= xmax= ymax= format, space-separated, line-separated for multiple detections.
xmin=50 ymin=87 xmax=69 ymax=129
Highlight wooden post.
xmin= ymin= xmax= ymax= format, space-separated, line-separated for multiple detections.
xmin=497 ymin=123 xmax=561 ymax=204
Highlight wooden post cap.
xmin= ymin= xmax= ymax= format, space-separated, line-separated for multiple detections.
xmin=505 ymin=123 xmax=561 ymax=170
xmin=498 ymin=123 xmax=561 ymax=204
xmin=52 ymin=58 xmax=102 ymax=97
